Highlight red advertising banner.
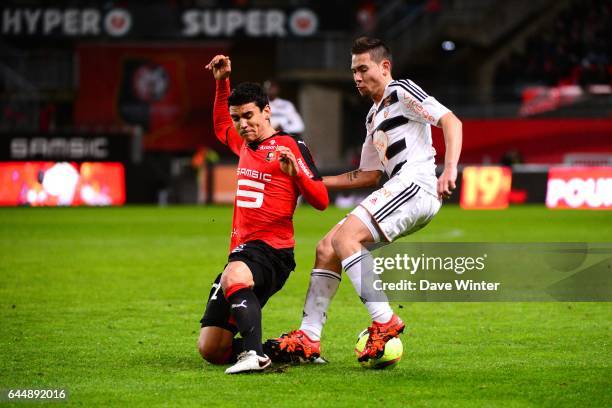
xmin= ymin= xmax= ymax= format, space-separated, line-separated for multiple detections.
xmin=74 ymin=43 xmax=227 ymax=152
xmin=0 ymin=162 xmax=125 ymax=206
xmin=432 ymin=119 xmax=612 ymax=164
xmin=546 ymin=167 xmax=612 ymax=210
xmin=460 ymin=166 xmax=512 ymax=209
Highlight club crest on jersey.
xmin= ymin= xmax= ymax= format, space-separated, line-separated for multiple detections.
xmin=382 ymin=94 xmax=393 ymax=107
xmin=384 ymin=109 xmax=390 ymax=118
xmin=266 ymin=151 xmax=276 ymax=162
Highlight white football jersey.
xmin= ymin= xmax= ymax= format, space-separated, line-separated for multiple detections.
xmin=269 ymin=97 xmax=305 ymax=134
xmin=359 ymin=79 xmax=450 ymax=196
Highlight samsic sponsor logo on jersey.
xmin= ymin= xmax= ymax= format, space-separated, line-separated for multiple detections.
xmin=182 ymin=8 xmax=318 ymax=37
xmin=1 ymin=8 xmax=131 ymax=37
xmin=546 ymin=167 xmax=612 ymax=210
xmin=237 ymin=167 xmax=272 ymax=182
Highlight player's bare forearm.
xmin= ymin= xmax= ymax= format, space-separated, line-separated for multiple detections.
xmin=437 ymin=112 xmax=463 ymax=198
xmin=323 ymin=170 xmax=382 ymax=190
xmin=439 ymin=112 xmax=462 ymax=169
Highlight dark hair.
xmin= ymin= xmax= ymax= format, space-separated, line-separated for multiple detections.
xmin=351 ymin=36 xmax=392 ymax=63
xmin=228 ymin=82 xmax=269 ymax=110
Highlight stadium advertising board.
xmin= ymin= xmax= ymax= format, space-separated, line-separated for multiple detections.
xmin=432 ymin=119 xmax=612 ymax=164
xmin=0 ymin=133 xmax=132 ymax=162
xmin=546 ymin=167 xmax=612 ymax=210
xmin=182 ymin=8 xmax=318 ymax=37
xmin=460 ymin=166 xmax=512 ymax=209
xmin=0 ymin=162 xmax=125 ymax=206
xmin=0 ymin=6 xmax=319 ymax=39
xmin=0 ymin=7 xmax=132 ymax=37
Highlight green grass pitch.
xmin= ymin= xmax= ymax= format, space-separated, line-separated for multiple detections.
xmin=0 ymin=205 xmax=610 ymax=407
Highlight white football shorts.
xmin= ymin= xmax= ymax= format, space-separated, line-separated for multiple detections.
xmin=348 ymin=176 xmax=442 ymax=242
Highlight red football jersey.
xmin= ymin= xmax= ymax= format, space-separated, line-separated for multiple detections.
xmin=213 ymin=79 xmax=328 ymax=251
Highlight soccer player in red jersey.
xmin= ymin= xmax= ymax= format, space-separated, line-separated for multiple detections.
xmin=197 ymin=55 xmax=328 ymax=374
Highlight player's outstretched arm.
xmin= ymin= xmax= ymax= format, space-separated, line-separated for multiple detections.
xmin=205 ymin=55 xmax=242 ymax=155
xmin=322 ymin=170 xmax=382 ymax=190
xmin=437 ymin=111 xmax=462 ymax=200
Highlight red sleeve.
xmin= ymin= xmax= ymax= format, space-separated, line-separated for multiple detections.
xmin=295 ymin=171 xmax=329 ymax=210
xmin=287 ymin=138 xmax=329 ymax=211
xmin=214 ymin=78 xmax=243 ymax=156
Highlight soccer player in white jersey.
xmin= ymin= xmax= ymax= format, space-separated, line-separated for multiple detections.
xmin=267 ymin=36 xmax=462 ymax=363
xmin=263 ymin=80 xmax=305 ymax=136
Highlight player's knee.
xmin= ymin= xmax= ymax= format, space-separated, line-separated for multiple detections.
xmin=197 ymin=339 xmax=229 ymax=365
xmin=220 ymin=270 xmax=251 ymax=291
xmin=197 ymin=339 xmax=209 ymax=359
xmin=331 ymin=229 xmax=351 ymax=254
xmin=315 ymin=237 xmax=336 ymax=263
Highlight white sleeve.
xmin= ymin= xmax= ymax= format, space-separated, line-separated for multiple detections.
xmin=396 ymin=79 xmax=450 ymax=127
xmin=359 ymin=135 xmax=384 ymax=172
xmin=286 ymin=101 xmax=305 ymax=134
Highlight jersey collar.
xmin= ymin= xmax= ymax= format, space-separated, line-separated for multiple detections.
xmin=247 ymin=131 xmax=284 ymax=150
xmin=373 ymin=79 xmax=394 ymax=110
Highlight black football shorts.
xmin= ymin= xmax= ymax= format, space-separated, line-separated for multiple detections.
xmin=199 ymin=240 xmax=295 ymax=333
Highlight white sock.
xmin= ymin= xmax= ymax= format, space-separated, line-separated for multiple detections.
xmin=299 ymin=269 xmax=341 ymax=341
xmin=342 ymin=250 xmax=393 ymax=323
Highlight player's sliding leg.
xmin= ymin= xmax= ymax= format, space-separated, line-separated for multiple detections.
xmin=221 ymin=261 xmax=271 ymax=374
xmin=331 ymin=210 xmax=405 ymax=362
xmin=199 ymin=273 xmax=246 ymax=364
xmin=198 ymin=273 xmax=282 ymax=366
xmin=267 ymin=225 xmax=343 ymax=362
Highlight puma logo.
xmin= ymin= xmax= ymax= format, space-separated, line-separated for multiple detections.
xmin=231 ymin=300 xmax=247 ymax=309
xmin=231 ymin=244 xmax=245 ymax=253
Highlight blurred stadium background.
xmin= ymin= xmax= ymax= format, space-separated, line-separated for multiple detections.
xmin=0 ymin=0 xmax=610 ymax=209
